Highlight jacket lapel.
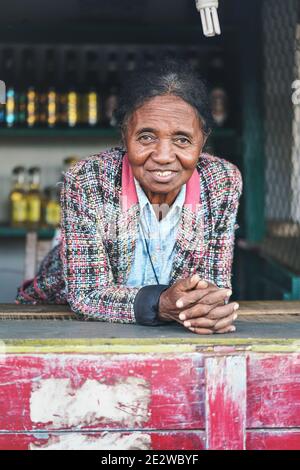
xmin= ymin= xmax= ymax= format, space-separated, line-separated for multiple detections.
xmin=115 ymin=204 xmax=140 ymax=284
xmin=116 ymin=154 xmax=140 ymax=284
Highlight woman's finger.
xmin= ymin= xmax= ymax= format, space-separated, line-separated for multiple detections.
xmin=206 ymin=302 xmax=239 ymax=321
xmin=213 ymin=312 xmax=238 ymax=331
xmin=215 ymin=325 xmax=236 ymax=334
xmin=188 ymin=327 xmax=214 ymax=335
xmin=181 ymin=300 xmax=237 ymax=323
xmin=176 ymin=286 xmax=220 ymax=309
xmin=183 ymin=316 xmax=217 ymax=329
xmin=179 ymin=301 xmax=213 ymax=321
xmin=197 ymin=288 xmax=232 ymax=306
xmin=176 ymin=287 xmax=231 ymax=310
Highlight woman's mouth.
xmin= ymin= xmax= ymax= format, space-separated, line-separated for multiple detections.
xmin=150 ymin=170 xmax=178 ymax=183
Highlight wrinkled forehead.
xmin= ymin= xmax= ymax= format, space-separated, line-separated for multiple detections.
xmin=126 ymin=95 xmax=203 ymax=134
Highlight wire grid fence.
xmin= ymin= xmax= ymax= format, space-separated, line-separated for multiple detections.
xmin=260 ymin=0 xmax=300 ymax=274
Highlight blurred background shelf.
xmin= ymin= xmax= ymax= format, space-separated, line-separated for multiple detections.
xmin=0 ymin=225 xmax=55 ymax=239
xmin=0 ymin=128 xmax=120 ymax=138
xmin=0 ymin=23 xmax=237 ymax=45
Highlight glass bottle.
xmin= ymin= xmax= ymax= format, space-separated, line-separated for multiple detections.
xmin=104 ymin=52 xmax=120 ymax=128
xmin=39 ymin=49 xmax=58 ymax=128
xmin=18 ymin=49 xmax=39 ymax=128
xmin=26 ymin=166 xmax=42 ymax=228
xmin=81 ymin=51 xmax=100 ymax=127
xmin=44 ymin=186 xmax=61 ymax=227
xmin=207 ymin=54 xmax=229 ymax=127
xmin=9 ymin=166 xmax=27 ymax=226
xmin=18 ymin=51 xmax=27 ymax=128
xmin=2 ymin=49 xmax=17 ymax=128
xmin=126 ymin=52 xmax=137 ymax=75
xmin=63 ymin=156 xmax=79 ymax=175
xmin=187 ymin=50 xmax=201 ymax=74
xmin=60 ymin=51 xmax=80 ymax=128
xmin=0 ymin=100 xmax=4 ymax=128
xmin=143 ymin=51 xmax=155 ymax=71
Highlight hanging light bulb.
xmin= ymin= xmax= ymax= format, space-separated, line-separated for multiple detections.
xmin=195 ymin=0 xmax=221 ymax=37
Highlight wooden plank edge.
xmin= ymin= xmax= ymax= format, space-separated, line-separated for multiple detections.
xmin=0 ymin=337 xmax=299 ymax=354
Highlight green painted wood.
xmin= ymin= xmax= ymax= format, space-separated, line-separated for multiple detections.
xmin=237 ymin=246 xmax=300 ymax=300
xmin=239 ymin=0 xmax=265 ymax=242
xmin=0 ymin=128 xmax=120 ymax=138
xmin=0 ymin=225 xmax=55 ymax=239
xmin=283 ymin=278 xmax=300 ymax=301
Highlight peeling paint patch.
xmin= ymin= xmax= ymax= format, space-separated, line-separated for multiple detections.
xmin=205 ymin=356 xmax=247 ymax=450
xmin=0 ymin=341 xmax=6 ymax=355
xmin=30 ymin=377 xmax=150 ymax=428
xmin=30 ymin=432 xmax=151 ymax=450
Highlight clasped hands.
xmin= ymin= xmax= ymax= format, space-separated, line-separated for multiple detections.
xmin=158 ymin=274 xmax=239 ymax=334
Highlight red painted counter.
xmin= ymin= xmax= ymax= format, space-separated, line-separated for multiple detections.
xmin=0 ymin=302 xmax=299 ymax=450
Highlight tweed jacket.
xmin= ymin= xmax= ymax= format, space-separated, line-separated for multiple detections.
xmin=16 ymin=147 xmax=243 ymax=324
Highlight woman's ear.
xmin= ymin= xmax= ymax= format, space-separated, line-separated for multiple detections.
xmin=202 ymin=131 xmax=211 ymax=148
xmin=121 ymin=130 xmax=127 ymax=150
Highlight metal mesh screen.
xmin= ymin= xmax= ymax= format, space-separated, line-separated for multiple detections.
xmin=261 ymin=0 xmax=300 ymax=274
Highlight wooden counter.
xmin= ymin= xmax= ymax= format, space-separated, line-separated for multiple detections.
xmin=0 ymin=301 xmax=299 ymax=450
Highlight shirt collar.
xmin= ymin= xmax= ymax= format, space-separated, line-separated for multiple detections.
xmin=121 ymin=153 xmax=200 ymax=213
xmin=134 ymin=177 xmax=186 ymax=212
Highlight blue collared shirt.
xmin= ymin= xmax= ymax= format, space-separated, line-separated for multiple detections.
xmin=126 ymin=179 xmax=186 ymax=287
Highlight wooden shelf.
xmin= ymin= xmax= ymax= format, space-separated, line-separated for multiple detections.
xmin=0 ymin=128 xmax=120 ymax=139
xmin=0 ymin=22 xmax=235 ymax=45
xmin=0 ymin=225 xmax=55 ymax=239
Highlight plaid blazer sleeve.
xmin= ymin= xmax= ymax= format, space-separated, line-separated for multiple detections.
xmin=60 ymin=169 xmax=140 ymax=323
xmin=15 ymin=243 xmax=66 ymax=305
xmin=202 ymin=163 xmax=243 ymax=290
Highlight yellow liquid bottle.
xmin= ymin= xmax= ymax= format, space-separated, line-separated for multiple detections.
xmin=63 ymin=156 xmax=78 ymax=173
xmin=9 ymin=166 xmax=27 ymax=226
xmin=44 ymin=186 xmax=61 ymax=227
xmin=21 ymin=49 xmax=39 ymax=128
xmin=82 ymin=51 xmax=100 ymax=127
xmin=26 ymin=166 xmax=42 ymax=228
xmin=62 ymin=51 xmax=80 ymax=128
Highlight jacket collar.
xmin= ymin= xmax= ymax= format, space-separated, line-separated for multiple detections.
xmin=121 ymin=153 xmax=200 ymax=212
xmin=134 ymin=176 xmax=186 ymax=214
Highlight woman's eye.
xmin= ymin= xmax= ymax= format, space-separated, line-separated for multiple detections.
xmin=175 ymin=137 xmax=190 ymax=145
xmin=138 ymin=135 xmax=154 ymax=143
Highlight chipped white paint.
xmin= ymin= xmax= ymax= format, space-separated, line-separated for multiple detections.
xmin=30 ymin=377 xmax=150 ymax=428
xmin=207 ymin=356 xmax=246 ymax=402
xmin=205 ymin=355 xmax=247 ymax=450
xmin=30 ymin=432 xmax=151 ymax=450
xmin=0 ymin=340 xmax=6 ymax=355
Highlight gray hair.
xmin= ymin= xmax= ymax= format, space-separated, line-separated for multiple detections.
xmin=116 ymin=58 xmax=213 ymax=137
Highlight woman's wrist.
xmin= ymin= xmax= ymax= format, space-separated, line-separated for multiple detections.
xmin=158 ymin=290 xmax=174 ymax=322
xmin=134 ymin=285 xmax=171 ymax=325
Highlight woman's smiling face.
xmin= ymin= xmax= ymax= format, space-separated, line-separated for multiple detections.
xmin=124 ymin=94 xmax=208 ymax=206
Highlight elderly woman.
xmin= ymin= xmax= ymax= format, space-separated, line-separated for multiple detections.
xmin=16 ymin=60 xmax=242 ymax=335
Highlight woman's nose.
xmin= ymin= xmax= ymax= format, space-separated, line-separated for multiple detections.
xmin=151 ymin=140 xmax=175 ymax=163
